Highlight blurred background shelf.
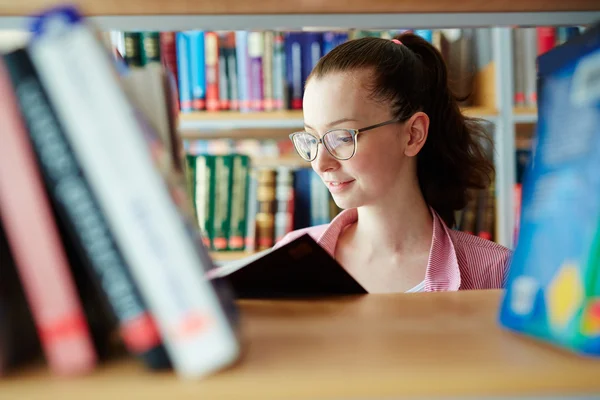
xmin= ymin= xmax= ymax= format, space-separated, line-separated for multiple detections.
xmin=1 ymin=1 xmax=600 ymax=30
xmin=1 ymin=0 xmax=600 ymax=16
xmin=513 ymin=106 xmax=539 ymax=123
xmin=178 ymin=107 xmax=500 ymax=138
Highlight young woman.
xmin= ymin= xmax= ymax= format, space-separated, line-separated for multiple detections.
xmin=275 ymin=33 xmax=512 ymax=293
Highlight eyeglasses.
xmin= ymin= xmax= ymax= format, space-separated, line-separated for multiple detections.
xmin=289 ymin=119 xmax=399 ymax=162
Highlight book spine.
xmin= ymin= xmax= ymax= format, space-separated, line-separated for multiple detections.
xmin=262 ymin=31 xmax=274 ymax=111
xmin=537 ymin=27 xmax=556 ymax=55
xmin=217 ymin=33 xmax=230 ymax=110
xmin=204 ymin=31 xmax=220 ymax=112
xmin=0 ymin=59 xmax=97 ymax=376
xmin=176 ymin=33 xmax=193 ymax=112
xmin=274 ymin=167 xmax=294 ymax=242
xmin=225 ymin=33 xmax=239 ymax=111
xmin=244 ymin=169 xmax=258 ymax=251
xmin=228 ymin=155 xmax=249 ymax=250
xmin=0 ymin=222 xmax=41 ymax=376
xmin=212 ymin=155 xmax=233 ymax=251
xmin=160 ymin=32 xmax=179 ymax=110
xmin=235 ymin=31 xmax=250 ymax=112
xmin=304 ymin=31 xmax=320 ymax=99
xmin=188 ymin=31 xmax=206 ymax=111
xmin=123 ymin=32 xmax=142 ymax=67
xmin=513 ymin=29 xmax=526 ymax=106
xmin=5 ymin=49 xmax=171 ymax=369
xmin=247 ymin=31 xmax=264 ymax=111
xmin=28 ymin=12 xmax=239 ymax=378
xmin=194 ymin=155 xmax=213 ymax=248
xmin=524 ymin=28 xmax=538 ymax=106
xmin=272 ymin=32 xmax=286 ymax=110
xmin=256 ymin=168 xmax=276 ymax=250
xmin=285 ymin=32 xmax=303 ymax=110
xmin=293 ymin=168 xmax=312 ymax=230
xmin=140 ymin=32 xmax=160 ymax=65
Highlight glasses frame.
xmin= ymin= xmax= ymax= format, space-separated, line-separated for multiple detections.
xmin=289 ymin=119 xmax=399 ymax=162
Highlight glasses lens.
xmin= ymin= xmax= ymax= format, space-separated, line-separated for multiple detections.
xmin=291 ymin=132 xmax=319 ymax=161
xmin=324 ymin=130 xmax=355 ymax=160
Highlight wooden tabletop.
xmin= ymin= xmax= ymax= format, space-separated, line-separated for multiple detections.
xmin=1 ymin=290 xmax=599 ymax=399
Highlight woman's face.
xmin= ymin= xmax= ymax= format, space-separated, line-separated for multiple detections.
xmin=302 ymin=70 xmax=415 ymax=210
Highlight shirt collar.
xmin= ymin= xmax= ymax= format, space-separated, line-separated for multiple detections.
xmin=316 ymin=207 xmax=461 ymax=292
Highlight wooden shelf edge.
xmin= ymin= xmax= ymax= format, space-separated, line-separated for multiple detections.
xmin=1 ymin=0 xmax=600 ymax=17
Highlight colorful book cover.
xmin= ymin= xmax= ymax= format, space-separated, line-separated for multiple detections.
xmin=499 ymin=23 xmax=600 ymax=357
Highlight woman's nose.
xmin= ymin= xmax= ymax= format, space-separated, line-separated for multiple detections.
xmin=311 ymin=144 xmax=339 ymax=174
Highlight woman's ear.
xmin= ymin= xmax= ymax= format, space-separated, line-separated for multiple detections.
xmin=403 ymin=111 xmax=429 ymax=157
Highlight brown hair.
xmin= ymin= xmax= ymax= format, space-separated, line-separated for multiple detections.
xmin=308 ymin=32 xmax=494 ymax=227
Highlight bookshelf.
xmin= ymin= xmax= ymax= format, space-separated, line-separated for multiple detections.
xmin=178 ymin=106 xmax=500 ymax=136
xmin=0 ymin=5 xmax=599 ymax=249
xmin=1 ymin=3 xmax=600 ymax=397
xmin=2 ymin=290 xmax=599 ymax=399
xmin=2 ymin=0 xmax=600 ymax=15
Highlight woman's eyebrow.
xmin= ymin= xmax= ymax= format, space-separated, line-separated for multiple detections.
xmin=304 ymin=118 xmax=358 ymax=130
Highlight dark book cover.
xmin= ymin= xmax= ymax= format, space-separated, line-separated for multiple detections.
xmin=3 ymin=48 xmax=171 ymax=370
xmin=0 ymin=218 xmax=42 ymax=376
xmin=211 ymin=234 xmax=367 ymax=299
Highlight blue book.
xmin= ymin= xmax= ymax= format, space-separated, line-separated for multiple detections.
xmin=293 ymin=168 xmax=313 ymax=229
xmin=235 ymin=31 xmax=250 ymax=112
xmin=499 ymin=23 xmax=600 ymax=357
xmin=176 ymin=32 xmax=193 ymax=112
xmin=184 ymin=31 xmax=206 ymax=111
xmin=301 ymin=32 xmax=323 ymax=90
xmin=414 ymin=30 xmax=433 ymax=43
xmin=284 ymin=32 xmax=303 ymax=110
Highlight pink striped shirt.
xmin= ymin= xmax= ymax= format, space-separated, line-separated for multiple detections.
xmin=274 ymin=207 xmax=512 ymax=292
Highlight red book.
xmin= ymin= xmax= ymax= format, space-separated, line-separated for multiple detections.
xmin=537 ymin=27 xmax=556 ymax=55
xmin=205 ymin=32 xmax=220 ymax=112
xmin=0 ymin=60 xmax=97 ymax=375
xmin=160 ymin=32 xmax=179 ymax=110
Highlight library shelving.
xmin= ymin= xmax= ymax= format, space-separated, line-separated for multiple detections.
xmin=1 ymin=4 xmax=600 ymax=249
xmin=2 ymin=2 xmax=600 ymax=398
xmin=1 ymin=290 xmax=599 ymax=399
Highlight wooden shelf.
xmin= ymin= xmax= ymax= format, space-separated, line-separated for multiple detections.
xmin=1 ymin=290 xmax=599 ymax=399
xmin=1 ymin=0 xmax=599 ymax=17
xmin=514 ymin=106 xmax=539 ymax=123
xmin=179 ymin=107 xmax=499 ymax=139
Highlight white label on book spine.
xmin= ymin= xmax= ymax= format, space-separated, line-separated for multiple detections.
xmin=30 ymin=20 xmax=238 ymax=378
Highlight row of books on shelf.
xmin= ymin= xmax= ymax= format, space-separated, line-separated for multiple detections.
xmin=110 ymin=25 xmax=588 ymax=116
xmin=0 ymin=6 xmax=241 ymax=379
xmin=183 ymin=154 xmax=342 ymax=253
xmin=109 ymin=28 xmax=496 ymax=114
xmin=512 ymin=26 xmax=584 ymax=108
xmin=182 ymin=150 xmax=502 ymax=254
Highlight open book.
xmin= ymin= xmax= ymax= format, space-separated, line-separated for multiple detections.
xmin=207 ymin=234 xmax=367 ymax=298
